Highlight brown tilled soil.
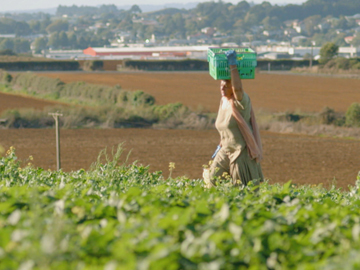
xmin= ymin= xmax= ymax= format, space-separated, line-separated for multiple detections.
xmin=0 ymin=92 xmax=61 ymax=114
xmin=1 ymin=129 xmax=359 ymax=188
xmin=36 ymin=72 xmax=360 ymax=113
xmin=1 ymin=72 xmax=359 ymax=188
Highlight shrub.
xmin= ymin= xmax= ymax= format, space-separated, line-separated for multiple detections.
xmin=323 ymin=59 xmax=337 ymax=69
xmin=319 ymin=42 xmax=339 ymax=65
xmin=153 ymin=103 xmax=185 ymax=121
xmin=127 ymin=90 xmax=155 ymax=107
xmin=334 ymin=57 xmax=351 ymax=70
xmin=0 ymin=61 xmax=79 ymax=71
xmin=345 ymin=103 xmax=360 ymax=127
xmin=320 ymin=107 xmax=336 ymax=125
xmin=0 ymin=49 xmax=16 ymax=56
xmin=0 ymin=69 xmax=12 ymax=83
xmin=10 ymin=72 xmax=64 ymax=97
xmin=351 ymin=62 xmax=360 ymax=70
xmin=82 ymin=60 xmax=103 ymax=71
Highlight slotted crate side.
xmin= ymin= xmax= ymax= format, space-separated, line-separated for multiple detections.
xmin=207 ymin=47 xmax=257 ymax=80
xmin=209 ymin=63 xmax=255 ymax=80
xmin=209 ymin=58 xmax=256 ymax=80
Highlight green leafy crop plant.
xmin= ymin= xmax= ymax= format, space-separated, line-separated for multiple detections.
xmin=1 ymin=147 xmax=360 ymax=269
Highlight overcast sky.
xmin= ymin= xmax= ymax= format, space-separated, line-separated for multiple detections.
xmin=1 ymin=0 xmax=307 ymax=13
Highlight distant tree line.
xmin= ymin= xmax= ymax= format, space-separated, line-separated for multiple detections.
xmin=56 ymin=4 xmax=120 ymax=17
xmin=0 ymin=0 xmax=360 ymax=53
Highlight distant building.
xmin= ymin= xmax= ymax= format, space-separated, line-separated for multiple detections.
xmin=344 ymin=36 xmax=355 ymax=44
xmin=0 ymin=34 xmax=16 ymax=38
xmin=317 ymin=22 xmax=331 ymax=31
xmin=255 ymin=44 xmax=358 ymax=59
xmin=284 ymin=28 xmax=297 ymax=37
xmin=42 ymin=49 xmax=89 ymax=60
xmin=292 ymin=20 xmax=306 ymax=33
xmin=261 ymin=52 xmax=291 ymax=60
xmin=289 ymin=47 xmax=321 ymax=57
xmin=201 ymin=27 xmax=215 ymax=36
xmin=345 ymin=14 xmax=360 ymax=21
xmin=82 ymin=45 xmax=211 ymax=60
xmin=291 ymin=36 xmax=308 ymax=44
xmin=132 ymin=18 xmax=158 ymax=26
xmin=338 ymin=46 xmax=357 ymax=57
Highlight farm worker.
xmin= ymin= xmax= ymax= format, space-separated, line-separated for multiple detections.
xmin=203 ymin=50 xmax=263 ymax=187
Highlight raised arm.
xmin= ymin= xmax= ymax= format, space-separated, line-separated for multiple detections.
xmin=225 ymin=50 xmax=244 ymax=101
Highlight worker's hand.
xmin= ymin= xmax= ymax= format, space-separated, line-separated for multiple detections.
xmin=225 ymin=50 xmax=237 ymax=66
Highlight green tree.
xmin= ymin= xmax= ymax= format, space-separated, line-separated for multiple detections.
xmin=333 ymin=33 xmax=347 ymax=47
xmin=303 ymin=15 xmax=321 ymax=36
xmin=77 ymin=36 xmax=88 ymax=50
xmin=0 ymin=49 xmax=16 ymax=55
xmin=13 ymin=38 xmax=30 ymax=53
xmin=47 ymin=32 xmax=60 ymax=49
xmin=0 ymin=39 xmax=14 ymax=50
xmin=40 ymin=16 xmax=52 ymax=33
xmin=117 ymin=14 xmax=133 ymax=31
xmin=261 ymin=16 xmax=281 ymax=31
xmin=67 ymin=32 xmax=78 ymax=49
xmin=130 ymin=5 xmax=142 ymax=14
xmin=29 ymin=20 xmax=41 ymax=33
xmin=46 ymin=20 xmax=69 ymax=33
xmin=319 ymin=42 xmax=338 ymax=65
xmin=345 ymin=103 xmax=360 ymax=127
xmin=351 ymin=35 xmax=360 ymax=47
xmin=32 ymin=37 xmax=47 ymax=53
xmin=58 ymin=31 xmax=69 ymax=48
xmin=14 ymin=21 xmax=31 ymax=36
xmin=244 ymin=13 xmax=257 ymax=27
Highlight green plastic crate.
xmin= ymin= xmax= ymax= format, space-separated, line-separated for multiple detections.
xmin=207 ymin=47 xmax=257 ymax=80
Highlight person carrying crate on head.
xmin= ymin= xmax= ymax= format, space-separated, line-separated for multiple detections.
xmin=203 ymin=49 xmax=263 ymax=188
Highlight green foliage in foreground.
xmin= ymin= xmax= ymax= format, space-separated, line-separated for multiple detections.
xmin=1 ymin=147 xmax=360 ymax=269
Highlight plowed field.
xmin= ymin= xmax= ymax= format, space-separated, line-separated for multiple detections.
xmin=37 ymin=72 xmax=360 ymax=113
xmin=1 ymin=72 xmax=359 ymax=188
xmin=0 ymin=92 xmax=61 ymax=114
xmin=1 ymin=129 xmax=359 ymax=188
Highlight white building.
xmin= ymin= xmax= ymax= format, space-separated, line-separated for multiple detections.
xmin=83 ymin=45 xmax=213 ymax=60
xmin=256 ymin=45 xmax=359 ymax=58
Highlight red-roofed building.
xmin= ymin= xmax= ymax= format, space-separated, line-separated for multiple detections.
xmin=83 ymin=46 xmax=210 ymax=59
xmin=344 ymin=36 xmax=354 ymax=44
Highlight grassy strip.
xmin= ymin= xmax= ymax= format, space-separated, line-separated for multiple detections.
xmin=1 ymin=147 xmax=360 ymax=269
xmin=0 ymin=71 xmax=155 ymax=107
xmin=0 ymin=105 xmax=214 ymax=129
xmin=0 ymin=70 xmax=359 ymax=131
xmin=0 ymin=71 xmax=215 ymax=129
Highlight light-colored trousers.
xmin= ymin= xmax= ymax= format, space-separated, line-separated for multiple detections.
xmin=203 ymin=147 xmax=263 ymax=188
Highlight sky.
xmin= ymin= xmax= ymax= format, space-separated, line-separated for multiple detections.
xmin=0 ymin=0 xmax=307 ymax=13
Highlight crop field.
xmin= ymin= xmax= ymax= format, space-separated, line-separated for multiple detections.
xmin=1 ymin=71 xmax=360 ymax=268
xmin=1 ymin=147 xmax=360 ymax=269
xmin=37 ymin=71 xmax=360 ymax=113
xmin=1 ymin=129 xmax=359 ymax=188
xmin=0 ymin=72 xmax=360 ymax=188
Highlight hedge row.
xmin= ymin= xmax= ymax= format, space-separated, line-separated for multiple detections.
xmin=123 ymin=59 xmax=209 ymax=71
xmin=0 ymin=70 xmax=215 ymax=129
xmin=123 ymin=59 xmax=319 ymax=71
xmin=0 ymin=59 xmax=320 ymax=72
xmin=0 ymin=70 xmax=154 ymax=107
xmin=256 ymin=59 xmax=319 ymax=70
xmin=0 ymin=61 xmax=80 ymax=71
